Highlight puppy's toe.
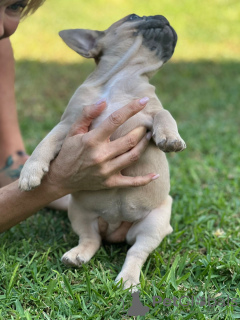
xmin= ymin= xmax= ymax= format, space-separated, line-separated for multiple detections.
xmin=19 ymin=161 xmax=49 ymax=191
xmin=157 ymin=138 xmax=167 ymax=150
xmin=76 ymin=255 xmax=86 ymax=266
xmin=61 ymin=254 xmax=78 ymax=267
xmin=115 ymin=272 xmax=139 ymax=291
xmin=61 ymin=251 xmax=83 ymax=267
xmin=19 ymin=175 xmax=41 ymax=191
xmin=174 ymin=138 xmax=186 ymax=152
xmin=61 ymin=247 xmax=92 ymax=268
xmin=158 ymin=136 xmax=186 ymax=153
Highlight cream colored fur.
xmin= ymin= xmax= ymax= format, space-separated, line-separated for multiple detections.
xmin=19 ymin=15 xmax=186 ymax=290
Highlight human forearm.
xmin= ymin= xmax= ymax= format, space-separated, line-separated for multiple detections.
xmin=0 ymin=177 xmax=67 ymax=233
xmin=0 ymin=38 xmax=25 ymax=159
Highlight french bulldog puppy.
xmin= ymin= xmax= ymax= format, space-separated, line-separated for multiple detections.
xmin=19 ymin=14 xmax=186 ymax=290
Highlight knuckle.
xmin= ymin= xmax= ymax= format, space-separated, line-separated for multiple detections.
xmin=129 ymin=100 xmax=140 ymax=113
xmin=109 ymin=112 xmax=124 ymax=126
xmin=127 ymin=135 xmax=137 ymax=149
xmin=129 ymin=150 xmax=140 ymax=162
xmin=82 ymin=135 xmax=95 ymax=148
xmin=93 ymin=153 xmax=104 ymax=164
xmin=98 ymin=164 xmax=109 ymax=177
xmin=103 ymin=177 xmax=115 ymax=188
xmin=131 ymin=178 xmax=142 ymax=187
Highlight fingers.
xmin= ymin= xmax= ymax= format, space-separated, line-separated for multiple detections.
xmin=106 ymin=126 xmax=147 ymax=159
xmin=107 ymin=131 xmax=152 ymax=172
xmin=105 ymin=172 xmax=159 ymax=188
xmin=93 ymin=97 xmax=149 ymax=141
xmin=68 ymin=101 xmax=106 ymax=137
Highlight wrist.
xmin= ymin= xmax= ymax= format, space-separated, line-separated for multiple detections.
xmin=42 ymin=172 xmax=69 ymax=200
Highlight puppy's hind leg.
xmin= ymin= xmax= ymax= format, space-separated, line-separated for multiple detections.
xmin=62 ymin=199 xmax=101 ymax=267
xmin=115 ymin=196 xmax=173 ymax=290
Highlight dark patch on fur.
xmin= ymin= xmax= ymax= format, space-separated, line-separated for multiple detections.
xmin=132 ymin=15 xmax=178 ymax=63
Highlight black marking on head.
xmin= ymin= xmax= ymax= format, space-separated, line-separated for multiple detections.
xmin=133 ymin=15 xmax=177 ymax=63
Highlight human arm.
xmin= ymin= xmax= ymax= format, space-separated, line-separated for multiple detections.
xmin=0 ymin=38 xmax=28 ymax=186
xmin=0 ymin=178 xmax=64 ymax=233
xmin=0 ymin=98 xmax=158 ymax=232
xmin=0 ymin=38 xmax=26 ymax=161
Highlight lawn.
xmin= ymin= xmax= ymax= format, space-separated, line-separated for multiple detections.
xmin=0 ymin=1 xmax=240 ymax=319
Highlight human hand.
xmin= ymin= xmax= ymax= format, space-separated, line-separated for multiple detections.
xmin=47 ymin=98 xmax=159 ymax=195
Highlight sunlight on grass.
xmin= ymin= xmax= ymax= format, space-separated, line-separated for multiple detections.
xmin=11 ymin=0 xmax=240 ymax=62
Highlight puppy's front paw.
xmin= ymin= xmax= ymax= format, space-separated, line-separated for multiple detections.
xmin=19 ymin=159 xmax=49 ymax=191
xmin=115 ymin=271 xmax=140 ymax=291
xmin=156 ymin=133 xmax=186 ymax=153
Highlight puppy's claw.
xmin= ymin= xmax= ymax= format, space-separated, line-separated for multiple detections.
xmin=61 ymin=255 xmax=83 ymax=268
xmin=61 ymin=256 xmax=77 ymax=267
xmin=61 ymin=251 xmax=88 ymax=268
xmin=76 ymin=256 xmax=85 ymax=266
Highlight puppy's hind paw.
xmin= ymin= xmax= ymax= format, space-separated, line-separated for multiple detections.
xmin=61 ymin=247 xmax=91 ymax=268
xmin=115 ymin=272 xmax=140 ymax=292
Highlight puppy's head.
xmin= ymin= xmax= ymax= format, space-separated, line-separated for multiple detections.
xmin=59 ymin=14 xmax=177 ymax=66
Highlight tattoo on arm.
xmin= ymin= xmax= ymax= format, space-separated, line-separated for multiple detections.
xmin=0 ymin=151 xmax=26 ymax=179
xmin=0 ymin=156 xmax=14 ymax=172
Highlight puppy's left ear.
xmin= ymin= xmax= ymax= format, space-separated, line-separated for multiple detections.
xmin=59 ymin=29 xmax=104 ymax=58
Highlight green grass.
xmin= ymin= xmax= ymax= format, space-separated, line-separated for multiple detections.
xmin=11 ymin=0 xmax=240 ymax=62
xmin=1 ymin=0 xmax=240 ymax=319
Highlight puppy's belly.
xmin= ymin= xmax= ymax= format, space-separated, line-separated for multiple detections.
xmin=71 ymin=144 xmax=170 ymax=236
xmin=72 ymin=189 xmax=151 ymax=223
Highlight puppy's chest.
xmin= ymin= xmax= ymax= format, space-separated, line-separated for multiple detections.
xmin=90 ymin=101 xmax=153 ymax=137
xmin=89 ymin=79 xmax=153 ymax=132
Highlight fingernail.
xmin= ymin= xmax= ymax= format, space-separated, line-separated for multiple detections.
xmin=152 ymin=174 xmax=160 ymax=180
xmin=139 ymin=97 xmax=149 ymax=105
xmin=146 ymin=132 xmax=152 ymax=140
xmin=95 ymin=98 xmax=106 ymax=105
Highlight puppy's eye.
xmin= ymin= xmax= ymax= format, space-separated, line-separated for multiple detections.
xmin=128 ymin=14 xmax=141 ymax=21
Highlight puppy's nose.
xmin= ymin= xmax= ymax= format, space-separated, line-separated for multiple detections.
xmin=147 ymin=15 xmax=170 ymax=26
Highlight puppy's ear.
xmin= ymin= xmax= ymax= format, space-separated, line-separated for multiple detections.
xmin=59 ymin=29 xmax=104 ymax=58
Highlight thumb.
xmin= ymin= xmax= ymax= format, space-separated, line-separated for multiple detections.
xmin=68 ymin=100 xmax=106 ymax=136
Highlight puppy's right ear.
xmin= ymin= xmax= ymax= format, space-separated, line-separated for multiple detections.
xmin=59 ymin=29 xmax=104 ymax=58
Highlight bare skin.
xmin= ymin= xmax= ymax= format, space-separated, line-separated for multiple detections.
xmin=0 ymin=1 xmax=41 ymax=187
xmin=0 ymin=99 xmax=158 ymax=233
xmin=0 ymin=39 xmax=29 ymax=187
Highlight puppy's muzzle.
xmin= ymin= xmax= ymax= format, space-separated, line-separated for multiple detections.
xmin=136 ymin=15 xmax=178 ymax=63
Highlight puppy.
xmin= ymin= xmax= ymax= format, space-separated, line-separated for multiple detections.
xmin=19 ymin=14 xmax=186 ymax=290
